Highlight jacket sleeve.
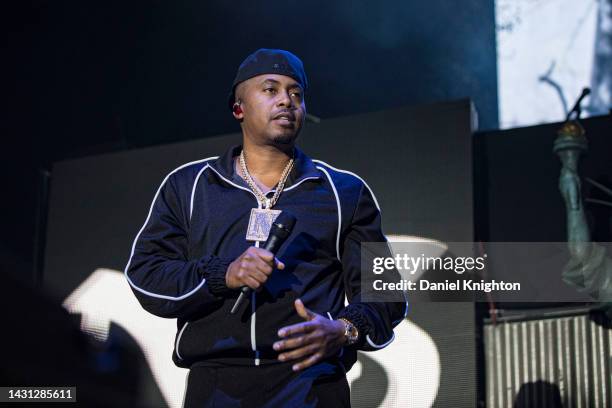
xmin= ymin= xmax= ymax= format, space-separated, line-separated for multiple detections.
xmin=125 ymin=171 xmax=236 ymax=319
xmin=336 ymin=182 xmax=408 ymax=351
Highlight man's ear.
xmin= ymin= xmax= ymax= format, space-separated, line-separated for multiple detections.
xmin=232 ymin=101 xmax=244 ymax=120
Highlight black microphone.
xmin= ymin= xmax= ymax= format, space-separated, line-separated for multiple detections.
xmin=230 ymin=212 xmax=296 ymax=314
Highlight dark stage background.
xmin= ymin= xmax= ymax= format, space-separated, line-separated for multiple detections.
xmin=1 ymin=0 xmax=497 ymax=282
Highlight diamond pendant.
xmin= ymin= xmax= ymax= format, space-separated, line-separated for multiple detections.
xmin=246 ymin=208 xmax=282 ymax=242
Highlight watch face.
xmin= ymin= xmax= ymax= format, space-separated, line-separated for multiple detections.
xmin=347 ymin=325 xmax=358 ymax=344
xmin=340 ymin=318 xmax=358 ymax=344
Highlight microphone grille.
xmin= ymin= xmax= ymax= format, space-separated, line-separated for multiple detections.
xmin=273 ymin=211 xmax=296 ymax=232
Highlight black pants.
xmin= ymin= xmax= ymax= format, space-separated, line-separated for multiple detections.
xmin=183 ymin=361 xmax=351 ymax=408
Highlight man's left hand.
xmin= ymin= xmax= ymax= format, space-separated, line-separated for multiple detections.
xmin=274 ymin=299 xmax=346 ymax=371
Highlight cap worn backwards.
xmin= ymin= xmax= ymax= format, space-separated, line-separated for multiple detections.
xmin=228 ymin=48 xmax=308 ymax=110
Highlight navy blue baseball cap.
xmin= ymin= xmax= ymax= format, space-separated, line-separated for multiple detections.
xmin=228 ymin=48 xmax=308 ymax=110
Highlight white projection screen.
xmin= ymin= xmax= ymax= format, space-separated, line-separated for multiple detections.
xmin=496 ymin=0 xmax=611 ymax=129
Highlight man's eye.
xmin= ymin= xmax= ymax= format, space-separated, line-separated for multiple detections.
xmin=291 ymin=92 xmax=302 ymax=98
xmin=264 ymin=88 xmax=276 ymax=93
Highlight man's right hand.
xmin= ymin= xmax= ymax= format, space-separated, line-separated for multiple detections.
xmin=225 ymin=246 xmax=285 ymax=290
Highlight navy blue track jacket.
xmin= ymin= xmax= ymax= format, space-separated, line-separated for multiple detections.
xmin=125 ymin=145 xmax=407 ymax=369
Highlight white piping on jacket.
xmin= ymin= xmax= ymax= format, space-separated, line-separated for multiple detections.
xmin=124 ymin=157 xmax=217 ymax=300
xmin=189 ymin=164 xmax=210 ymax=220
xmin=271 ymin=176 xmax=321 ymax=193
xmin=314 ymin=161 xmax=409 ymax=345
xmin=312 ymin=159 xmax=381 ymax=211
xmin=206 ymin=166 xmax=260 ymax=202
xmin=316 ymin=166 xmax=342 ymax=261
xmin=366 ymin=332 xmax=396 ymax=349
xmin=252 ymin=223 xmax=262 ymax=366
xmin=396 ymin=293 xmax=410 ymax=325
xmin=252 ymin=290 xmax=259 ymax=366
xmin=175 ymin=321 xmax=190 ymax=360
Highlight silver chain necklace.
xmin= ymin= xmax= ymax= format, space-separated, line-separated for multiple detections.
xmin=239 ymin=149 xmax=294 ymax=209
xmin=240 ymin=149 xmax=294 ymax=241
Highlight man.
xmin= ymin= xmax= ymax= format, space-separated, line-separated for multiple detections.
xmin=125 ymin=49 xmax=407 ymax=407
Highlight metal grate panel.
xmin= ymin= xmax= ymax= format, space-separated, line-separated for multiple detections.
xmin=484 ymin=311 xmax=612 ymax=407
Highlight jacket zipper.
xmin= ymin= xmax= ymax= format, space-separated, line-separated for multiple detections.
xmin=206 ymin=166 xmax=320 ymax=366
xmin=253 ymin=209 xmax=262 ymax=366
xmin=206 ymin=166 xmax=263 ymax=365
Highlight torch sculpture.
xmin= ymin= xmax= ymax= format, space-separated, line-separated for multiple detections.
xmin=554 ymin=89 xmax=612 ymax=316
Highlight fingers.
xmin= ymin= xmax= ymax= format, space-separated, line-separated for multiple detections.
xmin=294 ymin=299 xmax=315 ymax=321
xmin=251 ymin=247 xmax=274 ymax=263
xmin=243 ymin=275 xmax=265 ymax=291
xmin=227 ymin=246 xmax=286 ymax=290
xmin=291 ymin=352 xmax=324 ymax=372
xmin=277 ymin=342 xmax=320 ymax=363
xmin=276 ymin=300 xmax=317 ymax=337
xmin=244 ymin=249 xmax=285 ymax=278
xmin=233 ymin=259 xmax=270 ymax=290
xmin=274 ymin=309 xmax=342 ymax=372
xmin=250 ymin=248 xmax=285 ymax=270
xmin=251 ymin=255 xmax=275 ymax=276
xmin=278 ymin=321 xmax=316 ymax=338
xmin=274 ymin=330 xmax=325 ymax=369
xmin=274 ymin=330 xmax=316 ymax=352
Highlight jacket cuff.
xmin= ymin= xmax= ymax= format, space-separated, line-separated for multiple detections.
xmin=337 ymin=304 xmax=370 ymax=348
xmin=198 ymin=256 xmax=236 ymax=297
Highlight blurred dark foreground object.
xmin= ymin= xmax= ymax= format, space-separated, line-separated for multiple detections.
xmin=0 ymin=272 xmax=143 ymax=408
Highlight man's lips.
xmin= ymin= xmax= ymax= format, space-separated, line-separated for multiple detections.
xmin=272 ymin=112 xmax=296 ymax=122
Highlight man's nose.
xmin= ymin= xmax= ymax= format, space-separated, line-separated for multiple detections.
xmin=276 ymin=90 xmax=293 ymax=108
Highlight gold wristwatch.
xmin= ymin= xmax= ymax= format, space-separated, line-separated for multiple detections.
xmin=338 ymin=318 xmax=359 ymax=345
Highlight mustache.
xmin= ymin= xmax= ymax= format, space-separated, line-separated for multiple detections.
xmin=272 ymin=110 xmax=296 ymax=121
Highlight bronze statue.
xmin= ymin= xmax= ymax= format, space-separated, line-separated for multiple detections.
xmin=554 ymin=116 xmax=612 ymax=315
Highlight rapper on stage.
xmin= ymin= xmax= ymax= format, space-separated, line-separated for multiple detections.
xmin=125 ymin=49 xmax=407 ymax=407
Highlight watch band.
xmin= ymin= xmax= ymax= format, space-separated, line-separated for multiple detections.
xmin=339 ymin=318 xmax=359 ymax=345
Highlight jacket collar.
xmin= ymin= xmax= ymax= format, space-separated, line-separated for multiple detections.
xmin=209 ymin=144 xmax=321 ymax=189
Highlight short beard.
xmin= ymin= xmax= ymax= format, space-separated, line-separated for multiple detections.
xmin=272 ymin=131 xmax=299 ymax=145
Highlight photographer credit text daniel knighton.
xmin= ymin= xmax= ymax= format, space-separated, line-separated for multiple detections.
xmin=372 ymin=278 xmax=521 ymax=292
